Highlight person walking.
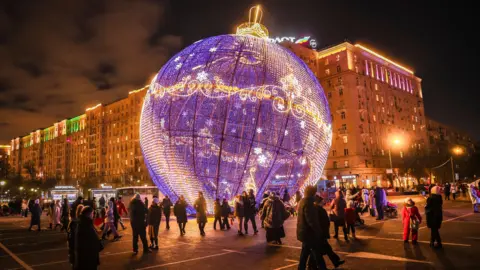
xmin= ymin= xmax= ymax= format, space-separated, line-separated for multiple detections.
xmin=28 ymin=199 xmax=42 ymax=231
xmin=330 ymin=190 xmax=348 ymax=240
xmin=194 ymin=191 xmax=207 ymax=236
xmin=451 ymin=184 xmax=457 ymax=200
xmin=374 ymin=185 xmax=385 ymax=220
xmin=297 ymin=186 xmax=327 ymax=270
xmin=368 ymin=189 xmax=376 ymax=217
xmin=47 ymin=202 xmax=54 ymax=229
xmin=426 ymin=186 xmax=443 ymax=248
xmin=99 ymin=195 xmax=106 ymax=209
xmin=102 ymin=201 xmax=122 ymax=241
xmin=344 ymin=201 xmax=356 ymax=241
xmin=61 ymin=198 xmax=70 ymax=231
xmin=144 ymin=197 xmax=149 ymax=209
xmin=70 ymin=196 xmax=84 ymax=220
xmin=162 ymin=195 xmax=173 ymax=230
xmin=259 ymin=192 xmax=270 ymax=226
xmin=234 ymin=194 xmax=245 ymax=235
xmin=295 ymin=190 xmax=302 ymax=216
xmin=221 ymin=198 xmax=231 ymax=230
xmin=261 ymin=192 xmax=289 ymax=244
xmin=174 ymin=195 xmax=188 ymax=235
xmin=109 ymin=197 xmax=120 ymax=231
xmin=67 ymin=204 xmax=84 ymax=269
xmin=244 ymin=189 xmax=258 ymax=234
xmin=469 ymin=183 xmax=480 ymax=213
xmin=147 ymin=197 xmax=161 ymax=250
xmin=282 ymin=189 xmax=291 ymax=203
xmin=444 ymin=182 xmax=451 ymax=201
xmin=74 ymin=206 xmax=103 ymax=270
xmin=213 ymin=198 xmax=223 ymax=230
xmin=116 ymin=197 xmax=128 ymax=230
xmin=53 ymin=200 xmax=62 ymax=230
xmin=311 ymin=195 xmax=345 ymax=268
xmin=129 ymin=193 xmax=150 ymax=254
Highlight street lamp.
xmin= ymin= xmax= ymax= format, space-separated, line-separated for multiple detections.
xmin=451 ymin=146 xmax=464 ymax=182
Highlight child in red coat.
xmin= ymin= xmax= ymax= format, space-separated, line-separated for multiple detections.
xmin=344 ymin=201 xmax=357 ymax=240
xmin=402 ymin=198 xmax=422 ymax=244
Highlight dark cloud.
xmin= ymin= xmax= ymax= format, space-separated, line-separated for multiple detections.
xmin=0 ymin=0 xmax=182 ymax=142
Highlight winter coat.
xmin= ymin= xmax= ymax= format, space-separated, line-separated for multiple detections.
xmin=425 ymin=194 xmax=443 ymax=229
xmin=402 ymin=205 xmax=422 ymax=227
xmin=194 ymin=197 xmax=207 ymax=223
xmin=234 ymin=197 xmax=244 ymax=218
xmin=214 ymin=201 xmax=222 ymax=217
xmin=162 ymin=198 xmax=173 ymax=215
xmin=147 ymin=204 xmax=162 ymax=226
xmin=54 ymin=203 xmax=62 ymax=225
xmin=469 ymin=186 xmax=480 ymax=204
xmin=67 ymin=218 xmax=79 ymax=265
xmin=74 ymin=215 xmax=102 ymax=270
xmin=375 ymin=187 xmax=386 ymax=206
xmin=221 ymin=202 xmax=231 ymax=217
xmin=345 ymin=191 xmax=359 ymax=207
xmin=129 ymin=199 xmax=147 ymax=228
xmin=296 ymin=196 xmax=322 ymax=245
xmin=444 ymin=184 xmax=451 ymax=195
xmin=261 ymin=196 xmax=289 ymax=229
xmin=282 ymin=192 xmax=291 ymax=203
xmin=99 ymin=197 xmax=106 ymax=208
xmin=344 ymin=207 xmax=356 ymax=225
xmin=110 ymin=200 xmax=120 ymax=220
xmin=361 ymin=189 xmax=369 ymax=204
xmin=30 ymin=204 xmax=42 ymax=225
xmin=117 ymin=201 xmax=127 ymax=216
xmin=105 ymin=205 xmax=115 ymax=223
xmin=316 ymin=203 xmax=330 ymax=239
xmin=368 ymin=190 xmax=376 ymax=209
xmin=47 ymin=204 xmax=54 ymax=223
xmin=244 ymin=195 xmax=256 ymax=216
xmin=330 ymin=197 xmax=346 ymax=218
xmin=174 ymin=200 xmax=188 ymax=223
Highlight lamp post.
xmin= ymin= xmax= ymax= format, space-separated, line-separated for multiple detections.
xmin=451 ymin=147 xmax=463 ymax=182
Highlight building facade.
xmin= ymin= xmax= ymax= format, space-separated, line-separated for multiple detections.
xmin=0 ymin=145 xmax=10 ymax=179
xmin=286 ymin=42 xmax=428 ymax=188
xmin=9 ymin=87 xmax=150 ymax=187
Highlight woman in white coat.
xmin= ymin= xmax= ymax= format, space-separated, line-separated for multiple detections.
xmin=53 ymin=200 xmax=62 ymax=230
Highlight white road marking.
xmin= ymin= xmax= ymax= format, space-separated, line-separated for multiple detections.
xmin=419 ymin=213 xmax=473 ymax=230
xmin=222 ymin=249 xmax=247 ymax=254
xmin=355 ymin=236 xmax=471 ymax=247
xmin=0 ymin=241 xmax=34 ymax=270
xmin=135 ymin=250 xmax=236 ymax=270
xmin=273 ymin=260 xmax=299 ymax=270
xmin=0 ymin=247 xmax=67 ymax=258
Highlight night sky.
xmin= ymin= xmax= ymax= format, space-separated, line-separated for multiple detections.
xmin=1 ymin=0 xmax=478 ymax=143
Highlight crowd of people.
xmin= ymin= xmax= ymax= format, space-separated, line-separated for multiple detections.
xmin=15 ymin=180 xmax=476 ymax=270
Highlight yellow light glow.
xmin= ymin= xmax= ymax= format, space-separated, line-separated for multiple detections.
xmin=236 ymin=5 xmax=269 ymax=38
xmin=317 ymin=47 xmax=347 ymax=59
xmin=452 ymin=147 xmax=463 ymax=155
xmin=86 ymin=103 xmax=102 ymax=112
xmin=128 ymin=85 xmax=149 ymax=95
xmin=354 ymin=44 xmax=414 ymax=74
xmin=0 ymin=145 xmax=10 ymax=148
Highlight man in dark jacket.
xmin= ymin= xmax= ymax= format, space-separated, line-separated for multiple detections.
xmin=147 ymin=197 xmax=162 ymax=249
xmin=297 ymin=186 xmax=327 ymax=270
xmin=28 ymin=199 xmax=42 ymax=231
xmin=426 ymin=186 xmax=443 ymax=248
xmin=161 ymin=195 xmax=173 ymax=230
xmin=244 ymin=189 xmax=258 ymax=234
xmin=129 ymin=193 xmax=150 ymax=254
xmin=444 ymin=183 xmax=451 ymax=200
xmin=221 ymin=198 xmax=231 ymax=230
xmin=213 ymin=198 xmax=223 ymax=230
xmin=74 ymin=206 xmax=102 ymax=270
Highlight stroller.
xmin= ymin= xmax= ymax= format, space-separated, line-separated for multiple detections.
xmin=384 ymin=202 xmax=398 ymax=218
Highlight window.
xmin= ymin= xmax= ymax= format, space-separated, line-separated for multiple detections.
xmin=327 ymin=80 xmax=332 ymax=87
xmin=336 ymin=54 xmax=340 ymax=61
xmin=381 ymin=96 xmax=384 ymax=103
xmin=373 ymin=115 xmax=376 ymax=122
xmin=339 ymin=88 xmax=343 ymax=96
xmin=365 ymin=159 xmax=368 ymax=168
xmin=354 ymin=54 xmax=357 ymax=63
xmin=333 ymin=161 xmax=338 ymax=169
xmin=336 ymin=66 xmax=341 ymax=73
xmin=355 ymin=65 xmax=359 ymax=73
xmin=376 ymin=94 xmax=379 ymax=101
xmin=325 ymin=69 xmax=330 ymax=75
xmin=338 ymin=77 xmax=343 ymax=84
xmin=343 ymin=136 xmax=348 ymax=143
xmin=381 ymin=149 xmax=385 ymax=156
xmin=344 ymin=149 xmax=349 ymax=156
xmin=344 ymin=160 xmax=349 ymax=168
xmin=414 ymin=107 xmax=417 ymax=113
xmin=375 ymin=83 xmax=378 ymax=90
xmin=325 ymin=58 xmax=329 ymax=65
xmin=412 ymin=124 xmax=416 ymax=131
xmin=356 ymin=77 xmax=359 ymax=86
xmin=332 ymin=150 xmax=337 ymax=156
xmin=327 ymin=92 xmax=332 ymax=98
xmin=400 ymin=151 xmax=404 ymax=158
xmin=341 ymin=112 xmax=346 ymax=119
xmin=342 ymin=124 xmax=347 ymax=130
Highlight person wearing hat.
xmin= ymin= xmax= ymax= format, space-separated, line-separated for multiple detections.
xmin=147 ymin=197 xmax=162 ymax=249
xmin=425 ymin=186 xmax=443 ymax=248
xmin=129 ymin=193 xmax=150 ymax=254
xmin=28 ymin=199 xmax=42 ymax=231
xmin=402 ymin=197 xmax=422 ymax=244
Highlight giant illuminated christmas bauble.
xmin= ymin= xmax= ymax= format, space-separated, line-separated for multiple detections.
xmin=140 ymin=34 xmax=332 ymax=211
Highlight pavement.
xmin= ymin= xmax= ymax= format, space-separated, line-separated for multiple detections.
xmin=0 ymin=195 xmax=479 ymax=270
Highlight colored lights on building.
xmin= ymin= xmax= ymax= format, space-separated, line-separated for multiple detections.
xmin=354 ymin=44 xmax=414 ymax=74
xmin=86 ymin=103 xmax=102 ymax=112
xmin=140 ymin=34 xmax=332 ymax=212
